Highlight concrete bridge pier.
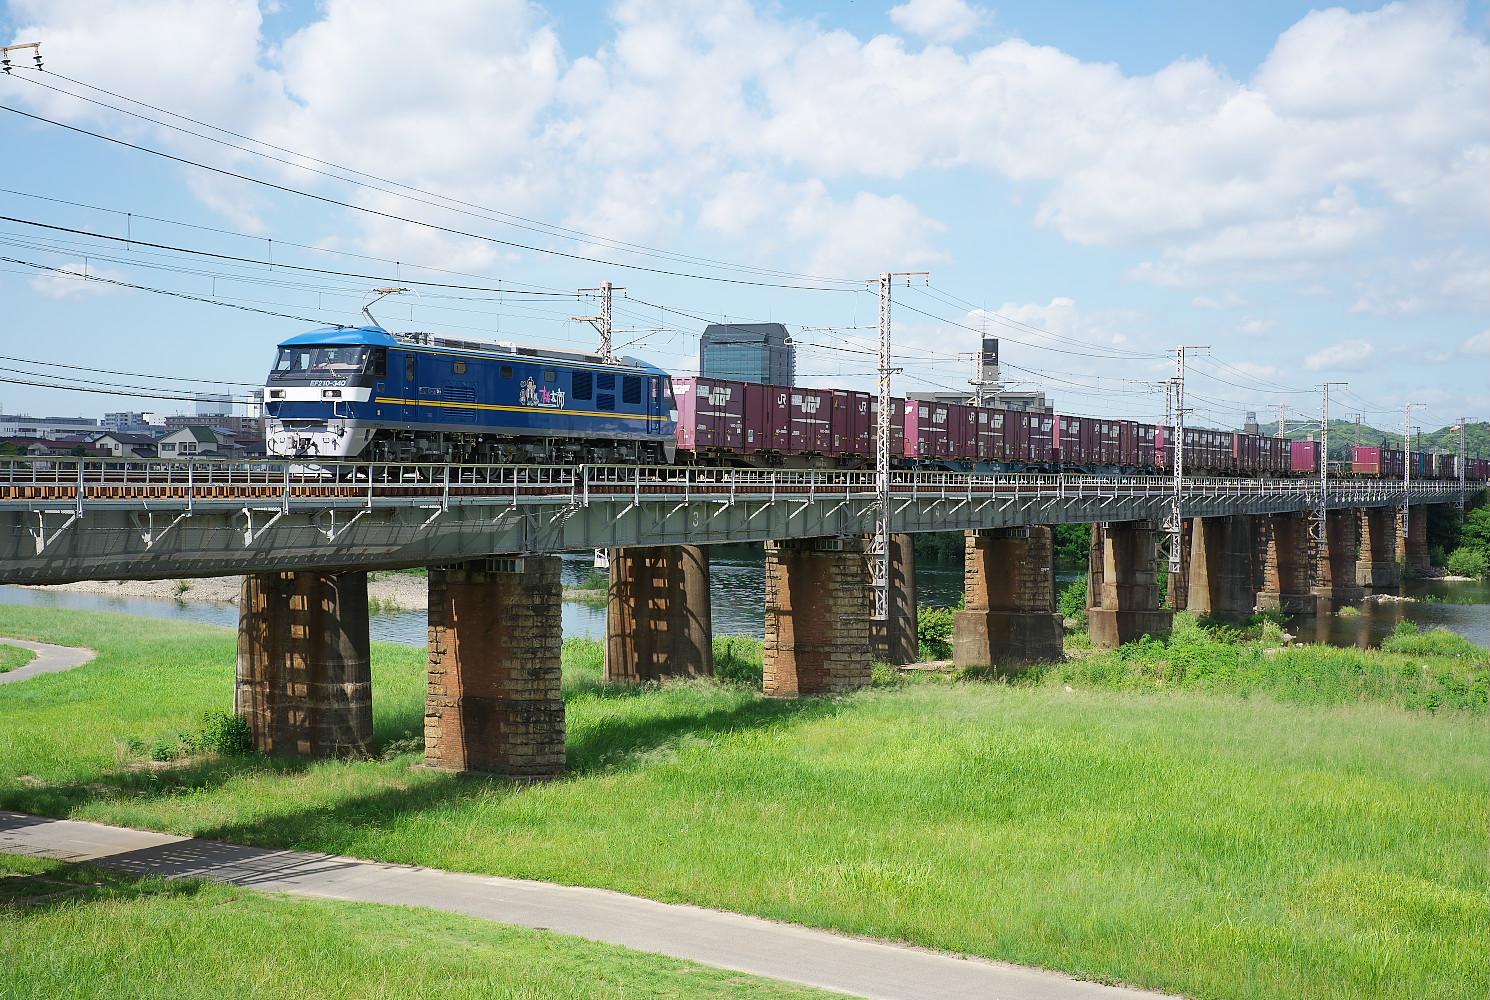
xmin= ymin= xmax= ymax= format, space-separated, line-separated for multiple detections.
xmin=953 ymin=526 xmax=1063 ymax=672
xmin=763 ymin=536 xmax=872 ymax=697
xmin=1185 ymin=515 xmax=1258 ymax=622
xmin=1256 ymin=513 xmax=1317 ymax=615
xmin=869 ymin=533 xmax=919 ymax=666
xmin=1356 ymin=507 xmax=1401 ymax=589
xmin=1312 ymin=509 xmax=1365 ymax=613
xmin=605 ymin=545 xmax=714 ymax=683
xmin=1398 ymin=504 xmax=1432 ymax=576
xmin=1087 ymin=521 xmax=1173 ymax=647
xmin=236 ymin=571 xmax=374 ymax=759
xmin=425 ymin=557 xmax=565 ymax=779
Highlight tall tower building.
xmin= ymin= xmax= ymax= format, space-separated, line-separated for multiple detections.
xmin=699 ymin=323 xmax=795 ymax=385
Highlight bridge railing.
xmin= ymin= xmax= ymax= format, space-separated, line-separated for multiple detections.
xmin=0 ymin=457 xmax=1478 ymax=507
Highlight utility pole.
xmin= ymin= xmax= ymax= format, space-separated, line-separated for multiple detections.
xmin=1276 ymin=403 xmax=1287 ymax=438
xmin=866 ymin=271 xmax=925 ymax=621
xmin=576 ymin=280 xmax=623 ymax=362
xmin=1316 ymin=383 xmax=1347 ymax=586
xmin=1353 ymin=413 xmax=1362 ymax=449
xmin=1165 ymin=345 xmax=1209 ymax=595
xmin=1459 ymin=417 xmax=1467 ymax=505
xmin=1401 ymin=402 xmax=1417 ymax=548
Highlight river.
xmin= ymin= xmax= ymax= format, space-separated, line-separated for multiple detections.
xmin=1 ymin=553 xmax=1485 ymax=650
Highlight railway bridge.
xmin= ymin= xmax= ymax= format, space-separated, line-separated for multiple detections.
xmin=1 ymin=458 xmax=1477 ymax=778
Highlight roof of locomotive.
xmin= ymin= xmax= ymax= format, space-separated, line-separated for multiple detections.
xmin=276 ymin=326 xmax=670 ymax=378
xmin=278 ymin=326 xmax=398 ymax=347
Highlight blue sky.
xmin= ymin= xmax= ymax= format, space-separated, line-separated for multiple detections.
xmin=1 ymin=0 xmax=1486 ymax=434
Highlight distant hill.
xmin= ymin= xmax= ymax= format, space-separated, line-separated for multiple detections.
xmin=1247 ymin=420 xmax=1489 ymax=463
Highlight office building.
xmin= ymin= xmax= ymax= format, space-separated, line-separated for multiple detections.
xmin=699 ymin=322 xmax=795 ymax=385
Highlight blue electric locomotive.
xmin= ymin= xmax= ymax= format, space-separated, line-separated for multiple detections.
xmin=263 ymin=326 xmax=678 ymax=464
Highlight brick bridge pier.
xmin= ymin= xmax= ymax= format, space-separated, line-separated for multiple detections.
xmin=233 ymin=501 xmax=1446 ymax=776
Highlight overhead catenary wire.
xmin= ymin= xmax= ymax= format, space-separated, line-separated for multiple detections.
xmin=7 ymin=68 xmax=863 ymax=287
xmin=0 ymin=102 xmax=857 ymax=292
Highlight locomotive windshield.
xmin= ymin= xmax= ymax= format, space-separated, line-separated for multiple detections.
xmin=272 ymin=345 xmax=370 ymax=376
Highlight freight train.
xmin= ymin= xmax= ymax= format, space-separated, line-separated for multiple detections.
xmin=263 ymin=326 xmax=1487 ymax=481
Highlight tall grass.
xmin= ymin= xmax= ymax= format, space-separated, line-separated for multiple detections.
xmin=1 ymin=604 xmax=1485 ymax=1000
xmin=1037 ymin=613 xmax=1488 ymax=715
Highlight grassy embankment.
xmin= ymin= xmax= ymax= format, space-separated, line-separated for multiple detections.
xmin=0 ymin=604 xmax=1485 ymax=1000
xmin=0 ymin=643 xmax=36 ymax=674
xmin=0 ymin=853 xmax=848 ymax=1000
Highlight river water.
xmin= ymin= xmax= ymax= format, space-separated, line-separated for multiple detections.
xmin=1 ymin=554 xmax=1485 ymax=650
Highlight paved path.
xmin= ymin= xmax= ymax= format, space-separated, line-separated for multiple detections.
xmin=0 ymin=811 xmax=1176 ymax=1000
xmin=0 ymin=638 xmax=96 ymax=685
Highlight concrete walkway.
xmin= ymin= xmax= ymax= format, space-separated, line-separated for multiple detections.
xmin=0 ymin=638 xmax=96 ymax=685
xmin=0 ymin=811 xmax=1177 ymax=1000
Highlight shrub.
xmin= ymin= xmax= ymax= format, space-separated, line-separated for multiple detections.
xmin=181 ymin=711 xmax=255 ymax=757
xmin=916 ymin=606 xmax=955 ymax=660
xmin=1446 ymin=545 xmax=1488 ymax=579
xmin=1058 ymin=578 xmax=1088 ymax=625
xmin=714 ymin=635 xmax=763 ymax=687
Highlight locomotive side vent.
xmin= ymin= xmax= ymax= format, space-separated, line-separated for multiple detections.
xmin=622 ymin=376 xmax=642 ymax=405
xmin=597 ymin=393 xmax=616 ymax=411
xmin=572 ymin=371 xmax=593 ymax=400
xmin=597 ymin=372 xmax=616 ymax=392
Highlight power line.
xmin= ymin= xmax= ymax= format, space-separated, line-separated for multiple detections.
xmin=10 ymin=68 xmax=862 ymax=287
xmin=0 ymin=102 xmax=855 ymax=291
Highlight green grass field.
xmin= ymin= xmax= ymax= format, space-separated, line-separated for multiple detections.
xmin=0 ymin=642 xmax=35 ymax=674
xmin=0 ymin=854 xmax=847 ymax=1000
xmin=0 ymin=604 xmax=1485 ymax=1000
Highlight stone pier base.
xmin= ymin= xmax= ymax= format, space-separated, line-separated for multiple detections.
xmin=1313 ymin=508 xmax=1364 ymax=613
xmin=953 ymin=527 xmax=1062 ymax=672
xmin=236 ymin=571 xmax=373 ymax=759
xmin=605 ymin=545 xmax=713 ymax=682
xmin=763 ymin=537 xmax=871 ymax=697
xmin=425 ymin=557 xmax=565 ymax=779
xmin=1256 ymin=513 xmax=1317 ymax=615
xmin=1186 ymin=515 xmax=1258 ymax=622
xmin=1356 ymin=507 xmax=1400 ymax=589
xmin=1087 ymin=521 xmax=1172 ymax=648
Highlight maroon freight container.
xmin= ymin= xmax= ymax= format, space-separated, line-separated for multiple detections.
xmin=1291 ymin=440 xmax=1319 ymax=474
xmin=1435 ymin=453 xmax=1456 ymax=480
xmin=830 ymin=389 xmax=871 ymax=459
xmin=952 ymin=403 xmax=980 ymax=461
xmin=1232 ymin=433 xmax=1260 ymax=474
xmin=869 ymin=397 xmax=906 ymax=462
xmin=741 ymin=383 xmax=786 ymax=454
xmin=1136 ymin=423 xmax=1157 ymax=468
xmin=1029 ymin=413 xmax=1056 ymax=466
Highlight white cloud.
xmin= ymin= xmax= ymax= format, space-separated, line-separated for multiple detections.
xmin=1462 ymin=330 xmax=1490 ymax=356
xmin=28 ymin=263 xmax=130 ymax=299
xmin=1349 ymin=249 xmax=1490 ymax=317
xmin=1302 ymin=338 xmax=1376 ymax=372
xmin=1235 ymin=318 xmax=1277 ymax=337
xmin=1192 ymin=292 xmax=1249 ymax=310
xmin=888 ymin=0 xmax=990 ymax=44
xmin=8 ymin=0 xmax=1486 ymax=307
xmin=699 ymin=175 xmax=948 ymax=277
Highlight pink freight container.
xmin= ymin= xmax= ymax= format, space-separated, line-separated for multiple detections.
xmin=1291 ymin=440 xmax=1319 ymax=474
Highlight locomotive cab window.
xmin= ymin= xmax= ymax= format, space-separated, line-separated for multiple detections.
xmin=370 ymin=348 xmax=386 ymax=378
xmin=273 ymin=346 xmax=370 ymax=376
xmin=406 ymin=356 xmax=416 ymax=381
